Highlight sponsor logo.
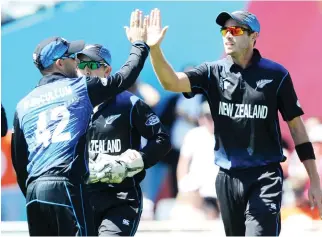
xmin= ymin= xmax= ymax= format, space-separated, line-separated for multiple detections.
xmin=122 ymin=219 xmax=130 ymax=226
xmin=145 ymin=115 xmax=160 ymax=126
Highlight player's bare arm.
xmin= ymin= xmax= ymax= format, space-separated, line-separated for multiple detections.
xmin=287 ymin=116 xmax=310 ymax=144
xmin=146 ymin=8 xmax=191 ymax=92
xmin=287 ymin=116 xmax=322 ymax=218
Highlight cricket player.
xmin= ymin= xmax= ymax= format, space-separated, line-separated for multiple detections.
xmin=145 ymin=8 xmax=322 ymax=236
xmin=11 ymin=9 xmax=149 ymax=236
xmin=76 ymin=44 xmax=171 ymax=236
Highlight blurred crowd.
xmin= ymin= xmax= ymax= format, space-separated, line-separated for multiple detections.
xmin=1 ymin=1 xmax=62 ymax=25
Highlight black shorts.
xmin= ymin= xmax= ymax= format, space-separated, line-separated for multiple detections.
xmin=88 ymin=185 xmax=143 ymax=236
xmin=215 ymin=163 xmax=283 ymax=236
xmin=26 ymin=176 xmax=95 ymax=236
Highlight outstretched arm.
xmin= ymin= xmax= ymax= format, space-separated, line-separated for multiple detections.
xmin=146 ymin=8 xmax=191 ymax=92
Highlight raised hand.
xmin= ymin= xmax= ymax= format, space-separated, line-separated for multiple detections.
xmin=124 ymin=9 xmax=148 ymax=43
xmin=146 ymin=8 xmax=169 ymax=48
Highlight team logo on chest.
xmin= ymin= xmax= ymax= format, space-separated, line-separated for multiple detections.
xmin=104 ymin=114 xmax=121 ymax=127
xmin=255 ymin=79 xmax=273 ymax=90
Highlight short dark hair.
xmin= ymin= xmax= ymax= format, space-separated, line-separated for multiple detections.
xmin=40 ymin=63 xmax=55 ymax=75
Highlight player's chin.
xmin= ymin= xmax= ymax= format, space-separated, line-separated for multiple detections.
xmin=224 ymin=48 xmax=235 ymax=55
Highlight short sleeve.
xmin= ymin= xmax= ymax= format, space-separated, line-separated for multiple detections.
xmin=183 ymin=63 xmax=210 ymax=98
xmin=277 ymin=72 xmax=304 ymax=121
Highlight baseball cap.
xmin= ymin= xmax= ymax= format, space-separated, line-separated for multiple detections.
xmin=216 ymin=10 xmax=260 ymax=33
xmin=77 ymin=44 xmax=112 ymax=66
xmin=33 ymin=36 xmax=85 ymax=70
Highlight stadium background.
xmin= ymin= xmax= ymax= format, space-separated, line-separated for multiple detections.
xmin=1 ymin=1 xmax=322 ymax=235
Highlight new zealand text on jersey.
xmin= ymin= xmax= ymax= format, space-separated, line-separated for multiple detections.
xmin=219 ymin=101 xmax=268 ymax=119
xmin=89 ymin=139 xmax=121 ymax=153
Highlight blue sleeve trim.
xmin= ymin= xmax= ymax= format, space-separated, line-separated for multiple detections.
xmin=276 ymin=72 xmax=289 ymax=95
xmin=26 ymin=199 xmax=72 ymax=208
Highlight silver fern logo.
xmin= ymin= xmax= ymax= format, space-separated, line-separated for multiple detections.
xmin=105 ymin=114 xmax=121 ymax=127
xmin=255 ymin=79 xmax=273 ymax=90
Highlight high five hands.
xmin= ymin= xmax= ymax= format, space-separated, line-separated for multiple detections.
xmin=124 ymin=8 xmax=168 ymax=48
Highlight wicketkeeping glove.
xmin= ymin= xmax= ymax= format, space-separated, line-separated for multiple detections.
xmin=87 ymin=149 xmax=144 ymax=184
xmin=88 ymin=154 xmax=127 ymax=184
xmin=117 ymin=149 xmax=144 ymax=177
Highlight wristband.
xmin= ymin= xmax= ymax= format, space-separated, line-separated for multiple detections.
xmin=295 ymin=142 xmax=315 ymax=162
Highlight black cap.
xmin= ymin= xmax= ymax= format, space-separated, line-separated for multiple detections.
xmin=216 ymin=10 xmax=260 ymax=33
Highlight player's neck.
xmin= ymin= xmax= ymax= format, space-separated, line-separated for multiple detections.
xmin=232 ymin=48 xmax=254 ymax=69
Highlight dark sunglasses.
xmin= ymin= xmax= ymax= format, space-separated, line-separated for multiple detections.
xmin=77 ymin=61 xmax=108 ymax=70
xmin=220 ymin=26 xmax=253 ymax=36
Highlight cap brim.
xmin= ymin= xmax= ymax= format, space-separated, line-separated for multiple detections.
xmin=216 ymin=11 xmax=247 ymax=27
xmin=67 ymin=40 xmax=85 ymax=54
xmin=216 ymin=12 xmax=233 ymax=27
xmin=77 ymin=51 xmax=103 ymax=62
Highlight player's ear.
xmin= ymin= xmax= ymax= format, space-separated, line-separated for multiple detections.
xmin=252 ymin=32 xmax=259 ymax=42
xmin=104 ymin=66 xmax=112 ymax=77
xmin=55 ymin=59 xmax=64 ymax=68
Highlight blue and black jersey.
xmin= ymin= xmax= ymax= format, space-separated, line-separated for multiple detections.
xmin=184 ymin=49 xmax=303 ymax=170
xmin=11 ymin=42 xmax=149 ymax=196
xmin=86 ymin=91 xmax=171 ymax=191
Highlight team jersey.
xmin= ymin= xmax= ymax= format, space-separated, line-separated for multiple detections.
xmin=184 ymin=49 xmax=304 ymax=170
xmin=86 ymin=91 xmax=171 ymax=191
xmin=16 ymin=77 xmax=93 ymax=182
xmin=11 ymin=42 xmax=149 ymax=196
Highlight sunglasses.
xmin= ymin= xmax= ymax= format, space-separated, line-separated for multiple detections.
xmin=77 ymin=61 xmax=108 ymax=70
xmin=54 ymin=53 xmax=76 ymax=61
xmin=220 ymin=26 xmax=253 ymax=36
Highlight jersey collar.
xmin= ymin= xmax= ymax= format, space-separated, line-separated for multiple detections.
xmin=37 ymin=72 xmax=68 ymax=86
xmin=225 ymin=48 xmax=262 ymax=71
